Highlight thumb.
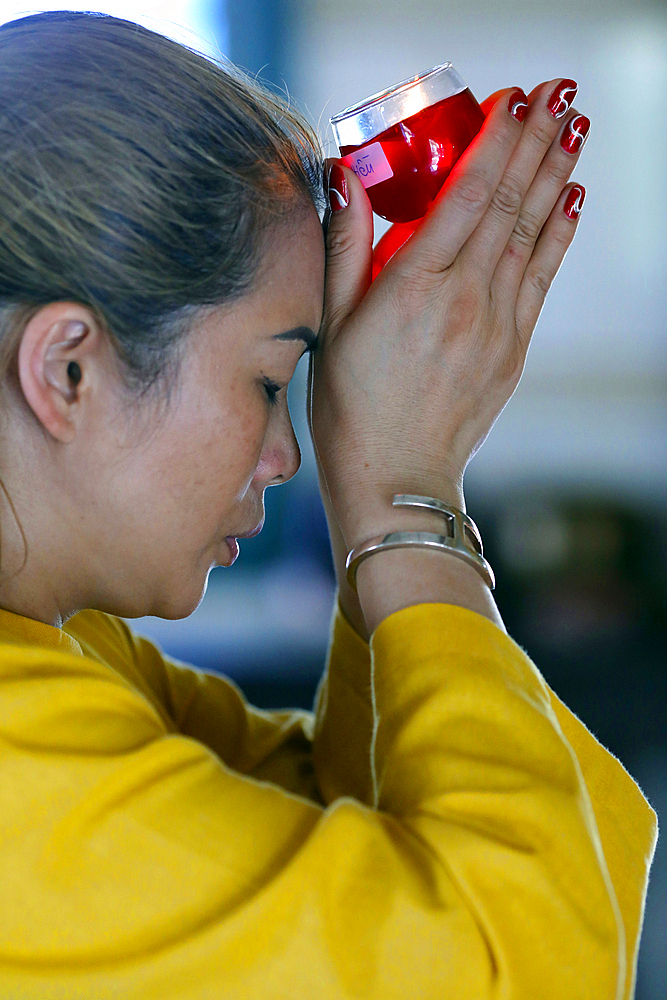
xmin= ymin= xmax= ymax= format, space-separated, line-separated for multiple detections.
xmin=322 ymin=158 xmax=374 ymax=336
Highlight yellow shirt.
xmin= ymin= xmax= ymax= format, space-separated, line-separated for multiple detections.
xmin=0 ymin=601 xmax=657 ymax=999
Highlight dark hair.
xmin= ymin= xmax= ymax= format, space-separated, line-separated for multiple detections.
xmin=0 ymin=10 xmax=325 ymax=392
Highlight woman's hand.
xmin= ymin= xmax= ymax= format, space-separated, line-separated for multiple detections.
xmin=310 ymin=78 xmax=588 ymax=633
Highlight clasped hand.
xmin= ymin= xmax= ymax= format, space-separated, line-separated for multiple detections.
xmin=309 ymin=77 xmax=587 ymax=599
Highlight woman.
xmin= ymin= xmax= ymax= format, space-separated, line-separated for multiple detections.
xmin=0 ymin=10 xmax=656 ymax=1000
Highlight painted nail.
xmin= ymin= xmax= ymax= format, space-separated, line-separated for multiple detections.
xmin=508 ymin=89 xmax=528 ymax=123
xmin=560 ymin=115 xmax=590 ymax=154
xmin=328 ymin=164 xmax=349 ymax=212
xmin=564 ymin=184 xmax=586 ymax=219
xmin=547 ymin=79 xmax=578 ymax=119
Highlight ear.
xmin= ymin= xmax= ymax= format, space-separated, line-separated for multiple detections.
xmin=16 ymin=302 xmax=105 ymax=443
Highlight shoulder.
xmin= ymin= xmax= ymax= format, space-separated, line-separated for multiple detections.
xmin=0 ymin=610 xmax=170 ymax=754
xmin=64 ymin=608 xmax=140 ymax=666
xmin=63 ymin=610 xmax=180 ymax=729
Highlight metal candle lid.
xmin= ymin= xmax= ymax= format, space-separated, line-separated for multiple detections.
xmin=330 ymin=63 xmax=468 ymax=149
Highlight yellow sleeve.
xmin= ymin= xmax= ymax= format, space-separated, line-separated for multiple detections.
xmin=318 ymin=603 xmax=657 ymax=1000
xmin=549 ymin=691 xmax=658 ymax=1000
xmin=2 ymin=603 xmax=646 ymax=999
xmin=312 ymin=600 xmax=376 ymax=805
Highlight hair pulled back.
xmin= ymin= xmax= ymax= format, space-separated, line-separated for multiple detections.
xmin=0 ymin=11 xmax=324 ymax=392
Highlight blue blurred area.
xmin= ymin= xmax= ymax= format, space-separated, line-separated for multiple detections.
xmin=124 ymin=1 xmax=667 ymax=995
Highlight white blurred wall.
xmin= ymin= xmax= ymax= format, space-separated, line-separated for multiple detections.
xmin=286 ymin=0 xmax=667 ymax=507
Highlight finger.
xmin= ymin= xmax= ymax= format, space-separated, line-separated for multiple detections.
xmin=514 ymin=182 xmax=586 ymax=344
xmin=491 ymin=107 xmax=589 ymax=301
xmin=458 ymin=78 xmax=580 ymax=282
xmin=524 ymin=76 xmax=578 ymax=112
xmin=480 ymin=89 xmax=514 ymax=117
xmin=398 ymin=88 xmax=526 ymax=274
xmin=321 ymin=158 xmax=374 ymax=337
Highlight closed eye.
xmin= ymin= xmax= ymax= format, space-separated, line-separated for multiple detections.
xmin=262 ymin=377 xmax=282 ymax=406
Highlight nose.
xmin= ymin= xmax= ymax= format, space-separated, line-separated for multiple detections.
xmin=254 ymin=406 xmax=301 ymax=488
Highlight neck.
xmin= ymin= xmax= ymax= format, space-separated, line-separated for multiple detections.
xmin=0 ymin=469 xmax=75 ymax=628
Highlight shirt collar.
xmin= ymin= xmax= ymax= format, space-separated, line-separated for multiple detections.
xmin=0 ymin=607 xmax=83 ymax=657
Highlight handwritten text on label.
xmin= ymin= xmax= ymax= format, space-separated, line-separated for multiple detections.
xmin=340 ymin=142 xmax=394 ymax=190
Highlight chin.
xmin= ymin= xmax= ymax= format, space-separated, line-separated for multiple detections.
xmin=150 ymin=574 xmax=210 ymax=621
xmin=106 ymin=570 xmax=211 ymax=622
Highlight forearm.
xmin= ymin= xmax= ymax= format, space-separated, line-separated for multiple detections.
xmin=356 ymin=542 xmax=505 ymax=636
xmin=327 ymin=516 xmax=370 ymax=639
xmin=316 ymin=462 xmax=370 ymax=639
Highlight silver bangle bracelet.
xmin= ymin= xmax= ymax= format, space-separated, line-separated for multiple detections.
xmin=345 ymin=494 xmax=495 ymax=592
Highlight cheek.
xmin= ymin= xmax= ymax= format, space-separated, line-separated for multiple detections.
xmin=127 ymin=383 xmax=270 ymax=521
xmin=212 ymin=401 xmax=268 ymax=493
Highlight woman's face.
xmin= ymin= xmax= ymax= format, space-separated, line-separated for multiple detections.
xmin=78 ymin=206 xmax=326 ymax=620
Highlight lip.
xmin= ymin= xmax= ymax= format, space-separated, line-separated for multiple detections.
xmin=235 ymin=518 xmax=265 ymax=540
xmin=224 ymin=536 xmax=240 ymax=566
xmin=222 ymin=518 xmax=264 ymax=566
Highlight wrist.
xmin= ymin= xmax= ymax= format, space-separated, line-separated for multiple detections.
xmin=346 ymin=494 xmax=494 ymax=594
xmin=337 ymin=489 xmax=503 ymax=636
xmin=337 ymin=586 xmax=370 ymax=642
xmin=355 ymin=544 xmax=504 ymax=636
xmin=341 ymin=484 xmax=466 ymax=551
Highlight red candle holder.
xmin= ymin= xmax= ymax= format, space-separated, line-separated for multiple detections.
xmin=330 ymin=63 xmax=484 ymax=277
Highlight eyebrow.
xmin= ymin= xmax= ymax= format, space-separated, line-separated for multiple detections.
xmin=272 ymin=326 xmax=318 ymax=351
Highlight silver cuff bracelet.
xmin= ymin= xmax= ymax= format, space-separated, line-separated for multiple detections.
xmin=345 ymin=494 xmax=495 ymax=592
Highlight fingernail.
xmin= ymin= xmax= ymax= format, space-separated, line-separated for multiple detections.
xmin=560 ymin=115 xmax=590 ymax=154
xmin=508 ymin=89 xmax=528 ymax=123
xmin=564 ymin=184 xmax=586 ymax=219
xmin=547 ymin=79 xmax=578 ymax=118
xmin=327 ymin=164 xmax=349 ymax=213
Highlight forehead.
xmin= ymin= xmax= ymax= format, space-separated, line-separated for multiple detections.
xmin=253 ymin=205 xmax=325 ymax=328
xmin=184 ymin=205 xmax=325 ymax=367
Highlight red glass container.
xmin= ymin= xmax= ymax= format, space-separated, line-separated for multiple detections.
xmin=331 ymin=63 xmax=484 ymax=277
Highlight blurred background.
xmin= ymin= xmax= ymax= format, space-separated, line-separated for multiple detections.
xmin=3 ymin=0 xmax=664 ymax=992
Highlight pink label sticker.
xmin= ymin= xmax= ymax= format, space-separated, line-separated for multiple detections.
xmin=341 ymin=142 xmax=394 ymax=189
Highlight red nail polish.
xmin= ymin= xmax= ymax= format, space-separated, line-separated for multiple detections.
xmin=547 ymin=79 xmax=578 ymax=118
xmin=560 ymin=115 xmax=590 ymax=154
xmin=564 ymin=184 xmax=586 ymax=219
xmin=328 ymin=164 xmax=349 ymax=212
xmin=508 ymin=89 xmax=528 ymax=122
